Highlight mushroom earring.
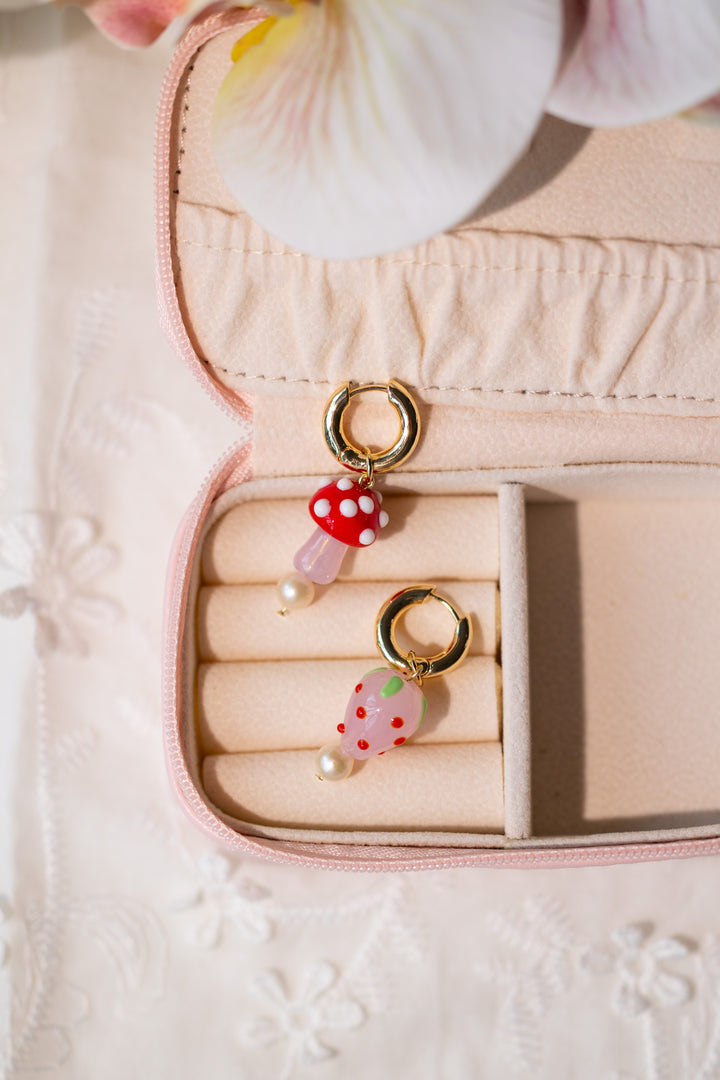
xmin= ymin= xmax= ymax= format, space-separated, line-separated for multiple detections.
xmin=276 ymin=381 xmax=420 ymax=614
xmin=315 ymin=585 xmax=472 ymax=780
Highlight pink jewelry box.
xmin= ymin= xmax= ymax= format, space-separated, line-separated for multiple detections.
xmin=158 ymin=9 xmax=720 ymax=870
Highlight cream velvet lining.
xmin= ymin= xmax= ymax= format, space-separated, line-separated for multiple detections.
xmin=171 ymin=30 xmax=720 ymax=418
xmin=193 ymin=477 xmax=512 ymax=843
xmin=183 ymin=467 xmax=720 ymax=848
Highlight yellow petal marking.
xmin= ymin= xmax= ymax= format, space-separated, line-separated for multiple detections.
xmin=231 ymin=18 xmax=279 ymax=64
xmin=230 ymin=0 xmax=302 ymax=64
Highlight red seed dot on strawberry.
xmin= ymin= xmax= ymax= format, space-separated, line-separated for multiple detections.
xmin=391 ymin=717 xmax=404 ymax=728
xmin=337 ymin=723 xmax=345 ymax=733
xmin=393 ymin=737 xmax=406 ymax=746
xmin=355 ymin=683 xmax=363 ymax=693
xmin=356 ymin=706 xmax=366 ymax=719
xmin=358 ymin=739 xmax=369 ymax=751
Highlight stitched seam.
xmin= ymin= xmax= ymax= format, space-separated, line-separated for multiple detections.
xmin=171 ymin=57 xmax=198 ymax=197
xmin=200 ymin=358 xmax=720 ymax=405
xmin=178 ymin=239 xmax=720 ymax=287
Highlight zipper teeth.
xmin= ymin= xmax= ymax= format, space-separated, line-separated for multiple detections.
xmin=157 ymin=14 xmax=720 ymax=873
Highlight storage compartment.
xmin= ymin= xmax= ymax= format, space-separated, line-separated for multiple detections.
xmin=527 ymin=492 xmax=720 ymax=838
xmin=177 ymin=464 xmax=720 ymax=851
xmin=182 ymin=474 xmax=530 ymax=847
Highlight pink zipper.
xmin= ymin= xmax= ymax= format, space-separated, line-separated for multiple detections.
xmin=157 ymin=12 xmax=720 ymax=871
xmin=154 ymin=7 xmax=262 ymax=430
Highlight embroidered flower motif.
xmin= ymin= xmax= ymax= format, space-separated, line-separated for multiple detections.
xmin=475 ymin=896 xmax=576 ymax=1073
xmin=240 ymin=962 xmax=364 ymax=1074
xmin=580 ymin=924 xmax=693 ymax=1019
xmin=170 ymin=853 xmax=272 ymax=948
xmin=0 ymin=513 xmax=120 ymax=656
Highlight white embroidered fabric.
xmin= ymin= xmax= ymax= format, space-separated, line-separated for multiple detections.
xmin=1 ymin=10 xmax=720 ymax=1079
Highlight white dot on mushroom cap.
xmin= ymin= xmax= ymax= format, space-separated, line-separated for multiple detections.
xmin=339 ymin=499 xmax=358 ymax=517
xmin=379 ymin=510 xmax=389 ymax=528
xmin=337 ymin=477 xmax=354 ymax=491
xmin=376 ymin=491 xmax=383 ymax=503
xmin=313 ymin=498 xmax=331 ymax=517
xmin=358 ymin=495 xmax=375 ymax=514
xmin=359 ymin=528 xmax=375 ymax=545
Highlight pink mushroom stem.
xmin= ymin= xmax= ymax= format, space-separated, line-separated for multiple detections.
xmin=293 ymin=527 xmax=349 ymax=585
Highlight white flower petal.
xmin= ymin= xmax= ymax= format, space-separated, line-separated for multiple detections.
xmin=54 ymin=517 xmax=96 ymax=566
xmin=0 ymin=513 xmax=49 ymax=575
xmin=650 ymin=971 xmax=692 ymax=1009
xmin=251 ymin=969 xmax=290 ymax=1007
xmin=168 ymin=884 xmax=203 ymax=912
xmin=548 ymin=0 xmax=720 ymax=127
xmin=198 ymin=852 xmax=233 ymax=885
xmin=230 ymin=903 xmax=273 ymax=945
xmin=683 ymin=91 xmax=720 ymax=124
xmin=235 ymin=876 xmax=270 ymax=902
xmin=612 ymin=977 xmax=649 ymax=1019
xmin=300 ymin=960 xmax=337 ymax=1004
xmin=66 ymin=543 xmax=118 ymax=585
xmin=296 ymin=1033 xmax=335 ymax=1067
xmin=649 ymin=937 xmax=691 ymax=961
xmin=186 ymin=910 xmax=222 ymax=949
xmin=611 ymin=924 xmax=647 ymax=951
xmin=212 ymin=0 xmax=562 ymax=258
xmin=240 ymin=1015 xmax=284 ymax=1049
xmin=0 ymin=585 xmax=30 ymax=618
xmin=318 ymin=998 xmax=365 ymax=1031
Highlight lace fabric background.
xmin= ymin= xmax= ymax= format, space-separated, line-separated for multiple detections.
xmin=2 ymin=9 xmax=720 ymax=1078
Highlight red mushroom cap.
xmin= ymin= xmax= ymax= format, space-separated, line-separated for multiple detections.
xmin=308 ymin=477 xmax=388 ymax=548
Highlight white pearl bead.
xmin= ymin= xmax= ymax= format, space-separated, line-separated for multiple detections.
xmin=276 ymin=572 xmax=315 ymax=613
xmin=315 ymin=744 xmax=354 ymax=781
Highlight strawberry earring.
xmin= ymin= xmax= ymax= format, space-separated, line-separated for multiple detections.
xmin=276 ymin=381 xmax=420 ymax=614
xmin=315 ymin=585 xmax=472 ymax=781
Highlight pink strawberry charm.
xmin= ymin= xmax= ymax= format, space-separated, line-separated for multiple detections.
xmin=314 ymin=584 xmax=472 ymax=782
xmin=340 ymin=668 xmax=426 ymax=759
xmin=314 ymin=667 xmax=426 ymax=781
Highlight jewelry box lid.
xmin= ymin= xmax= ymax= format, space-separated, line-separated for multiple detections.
xmin=157 ymin=10 xmax=720 ymax=425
